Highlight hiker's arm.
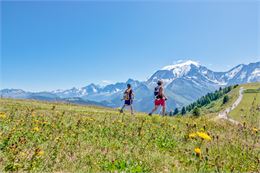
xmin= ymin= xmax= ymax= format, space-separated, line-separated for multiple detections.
xmin=131 ymin=90 xmax=134 ymax=98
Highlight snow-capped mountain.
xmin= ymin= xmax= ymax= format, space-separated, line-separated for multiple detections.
xmin=147 ymin=60 xmax=200 ymax=85
xmin=1 ymin=60 xmax=259 ymax=112
xmin=148 ymin=61 xmax=221 ymax=86
xmin=0 ymin=89 xmax=29 ymax=98
xmin=148 ymin=61 xmax=259 ymax=86
xmin=53 ymin=83 xmax=101 ymax=98
xmin=224 ymin=62 xmax=260 ymax=84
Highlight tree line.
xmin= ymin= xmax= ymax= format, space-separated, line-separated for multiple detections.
xmin=170 ymin=84 xmax=239 ymax=116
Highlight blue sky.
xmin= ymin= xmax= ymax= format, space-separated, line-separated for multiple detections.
xmin=1 ymin=1 xmax=259 ymax=91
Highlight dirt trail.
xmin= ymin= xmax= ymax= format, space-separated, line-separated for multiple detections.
xmin=217 ymin=87 xmax=244 ymax=125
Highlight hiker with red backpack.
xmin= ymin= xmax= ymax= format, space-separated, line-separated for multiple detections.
xmin=120 ymin=84 xmax=134 ymax=115
xmin=149 ymin=80 xmax=167 ymax=116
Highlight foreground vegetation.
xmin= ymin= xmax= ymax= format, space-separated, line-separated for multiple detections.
xmin=0 ymin=83 xmax=259 ymax=172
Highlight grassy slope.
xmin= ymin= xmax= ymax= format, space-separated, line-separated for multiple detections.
xmin=229 ymin=83 xmax=260 ymax=128
xmin=0 ymin=86 xmax=259 ymax=172
xmin=199 ymin=85 xmax=241 ymax=116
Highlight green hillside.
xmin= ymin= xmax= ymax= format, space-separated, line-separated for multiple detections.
xmin=229 ymin=83 xmax=260 ymax=128
xmin=0 ymin=84 xmax=259 ymax=172
xmin=191 ymin=83 xmax=259 ymax=125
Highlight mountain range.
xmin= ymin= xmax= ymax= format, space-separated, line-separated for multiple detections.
xmin=1 ymin=60 xmax=259 ymax=112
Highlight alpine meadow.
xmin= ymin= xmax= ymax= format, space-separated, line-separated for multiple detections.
xmin=0 ymin=83 xmax=259 ymax=172
xmin=1 ymin=1 xmax=260 ymax=173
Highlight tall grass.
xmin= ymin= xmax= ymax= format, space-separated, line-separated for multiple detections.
xmin=0 ymin=98 xmax=259 ymax=172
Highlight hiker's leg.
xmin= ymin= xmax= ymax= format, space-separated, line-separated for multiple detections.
xmin=150 ymin=105 xmax=159 ymax=114
xmin=162 ymin=105 xmax=166 ymax=116
xmin=130 ymin=105 xmax=134 ymax=115
xmin=149 ymin=99 xmax=159 ymax=115
xmin=130 ymin=100 xmax=134 ymax=114
xmin=161 ymin=99 xmax=166 ymax=116
xmin=120 ymin=104 xmax=125 ymax=113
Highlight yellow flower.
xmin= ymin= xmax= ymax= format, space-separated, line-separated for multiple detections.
xmin=194 ymin=147 xmax=201 ymax=155
xmin=252 ymin=127 xmax=258 ymax=133
xmin=0 ymin=112 xmax=6 ymax=119
xmin=20 ymin=152 xmax=26 ymax=156
xmin=189 ymin=132 xmax=197 ymax=138
xmin=55 ymin=137 xmax=60 ymax=141
xmin=33 ymin=127 xmax=40 ymax=132
xmin=31 ymin=112 xmax=36 ymax=117
xmin=197 ymin=132 xmax=211 ymax=141
xmin=36 ymin=149 xmax=44 ymax=156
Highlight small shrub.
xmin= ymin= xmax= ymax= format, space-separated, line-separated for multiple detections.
xmin=173 ymin=108 xmax=179 ymax=115
xmin=181 ymin=107 xmax=186 ymax=115
xmin=223 ymin=95 xmax=229 ymax=104
xmin=192 ymin=107 xmax=200 ymax=117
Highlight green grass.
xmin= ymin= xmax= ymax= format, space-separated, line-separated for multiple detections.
xmin=229 ymin=83 xmax=260 ymax=128
xmin=0 ymin=84 xmax=259 ymax=172
xmin=186 ymin=85 xmax=240 ymax=117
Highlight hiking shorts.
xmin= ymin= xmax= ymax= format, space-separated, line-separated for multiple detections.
xmin=155 ymin=98 xmax=165 ymax=107
xmin=125 ymin=100 xmax=133 ymax=105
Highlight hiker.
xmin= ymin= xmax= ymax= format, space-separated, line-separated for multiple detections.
xmin=149 ymin=80 xmax=167 ymax=116
xmin=120 ymin=84 xmax=134 ymax=115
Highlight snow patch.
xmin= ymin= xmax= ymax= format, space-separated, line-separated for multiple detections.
xmin=225 ymin=65 xmax=243 ymax=79
xmin=251 ymin=68 xmax=260 ymax=77
xmin=115 ymin=88 xmax=121 ymax=92
xmin=162 ymin=60 xmax=200 ymax=71
xmin=239 ymin=71 xmax=247 ymax=80
xmin=81 ymin=89 xmax=88 ymax=95
xmin=247 ymin=68 xmax=260 ymax=82
xmin=52 ymin=89 xmax=64 ymax=93
xmin=202 ymin=70 xmax=208 ymax=75
xmin=208 ymin=79 xmax=227 ymax=85
xmin=92 ymin=86 xmax=97 ymax=93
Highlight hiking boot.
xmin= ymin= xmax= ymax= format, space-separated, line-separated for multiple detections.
xmin=119 ymin=109 xmax=123 ymax=113
xmin=148 ymin=113 xmax=152 ymax=116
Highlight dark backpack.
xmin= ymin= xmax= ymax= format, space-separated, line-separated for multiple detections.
xmin=154 ymin=86 xmax=161 ymax=98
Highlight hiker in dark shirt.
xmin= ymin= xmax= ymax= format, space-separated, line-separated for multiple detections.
xmin=120 ymin=84 xmax=134 ymax=115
